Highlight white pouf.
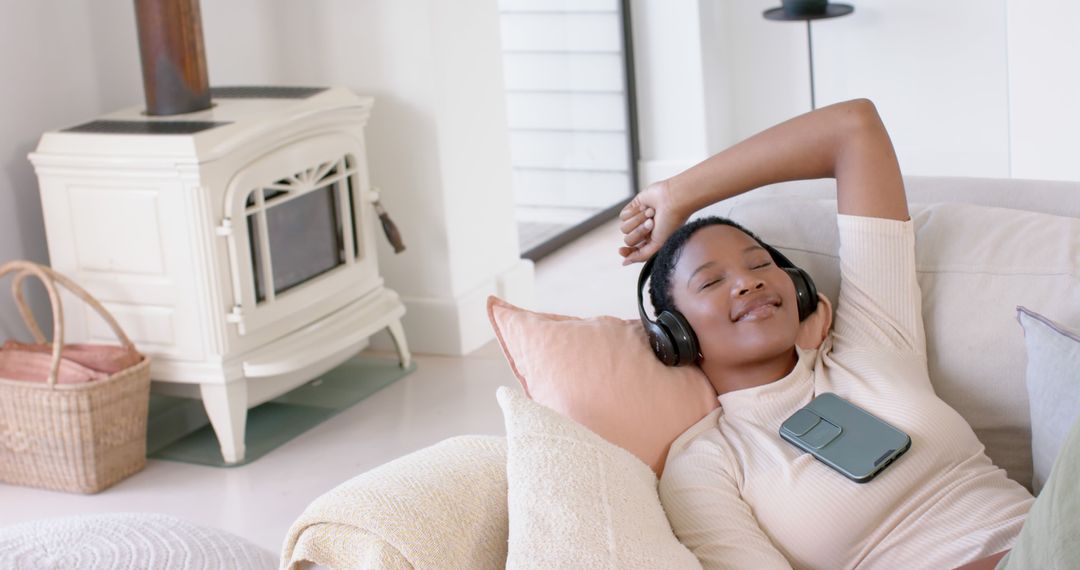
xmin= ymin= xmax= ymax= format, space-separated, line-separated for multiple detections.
xmin=0 ymin=513 xmax=278 ymax=569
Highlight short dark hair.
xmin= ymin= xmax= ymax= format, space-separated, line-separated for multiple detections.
xmin=648 ymin=216 xmax=768 ymax=317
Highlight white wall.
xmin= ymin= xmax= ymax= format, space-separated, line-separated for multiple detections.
xmin=1007 ymin=0 xmax=1080 ymax=181
xmin=200 ymin=0 xmax=532 ymax=355
xmin=0 ymin=1 xmax=143 ymax=341
xmin=707 ymin=0 xmax=1012 ymax=177
xmin=629 ymin=0 xmax=712 ymax=184
xmin=814 ymin=0 xmax=1010 ymax=177
xmin=636 ymin=0 xmax=1080 ymax=183
xmin=0 ymin=1 xmax=532 ymax=356
xmin=696 ymin=0 xmax=737 ymax=156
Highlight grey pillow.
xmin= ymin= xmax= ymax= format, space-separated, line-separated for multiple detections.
xmin=1017 ymin=306 xmax=1080 ymax=495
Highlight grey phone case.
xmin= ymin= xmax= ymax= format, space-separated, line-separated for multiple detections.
xmin=780 ymin=392 xmax=911 ymax=483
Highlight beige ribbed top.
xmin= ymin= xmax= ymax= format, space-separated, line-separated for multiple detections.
xmin=659 ymin=214 xmax=1034 ymax=570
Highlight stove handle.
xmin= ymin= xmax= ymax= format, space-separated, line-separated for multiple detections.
xmin=367 ymin=189 xmax=406 ymax=254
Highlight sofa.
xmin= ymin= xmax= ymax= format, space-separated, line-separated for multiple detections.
xmin=281 ymin=175 xmax=1080 ymax=569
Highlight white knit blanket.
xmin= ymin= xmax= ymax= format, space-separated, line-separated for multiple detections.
xmin=281 ymin=435 xmax=509 ymax=570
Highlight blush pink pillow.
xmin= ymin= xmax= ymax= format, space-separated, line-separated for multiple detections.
xmin=487 ymin=296 xmax=719 ymax=475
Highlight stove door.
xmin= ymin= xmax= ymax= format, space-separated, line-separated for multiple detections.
xmin=222 ymin=133 xmax=379 ymax=335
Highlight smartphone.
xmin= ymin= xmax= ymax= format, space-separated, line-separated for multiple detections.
xmin=780 ymin=392 xmax=911 ymax=483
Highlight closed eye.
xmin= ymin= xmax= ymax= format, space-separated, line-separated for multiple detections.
xmin=698 ymin=261 xmax=770 ymax=290
xmin=700 ymin=277 xmax=723 ymax=290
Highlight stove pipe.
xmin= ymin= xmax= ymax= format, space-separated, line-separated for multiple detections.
xmin=133 ymin=0 xmax=211 ymax=116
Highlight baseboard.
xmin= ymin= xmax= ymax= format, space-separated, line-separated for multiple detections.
xmin=369 ymin=259 xmax=535 ymax=356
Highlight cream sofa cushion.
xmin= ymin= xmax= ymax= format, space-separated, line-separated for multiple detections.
xmin=705 ymin=198 xmax=1080 ymax=490
xmin=281 ymin=435 xmax=508 ymax=570
xmin=498 ymin=386 xmax=701 ymax=570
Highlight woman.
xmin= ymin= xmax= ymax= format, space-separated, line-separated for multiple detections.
xmin=617 ymin=99 xmax=1074 ymax=569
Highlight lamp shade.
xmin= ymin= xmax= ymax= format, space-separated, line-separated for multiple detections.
xmin=764 ymin=1 xmax=854 ymax=21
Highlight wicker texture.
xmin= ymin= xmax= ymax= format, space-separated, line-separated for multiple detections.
xmin=0 ymin=261 xmax=151 ymax=494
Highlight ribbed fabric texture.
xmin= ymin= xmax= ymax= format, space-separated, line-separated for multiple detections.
xmin=659 ymin=215 xmax=1035 ymax=570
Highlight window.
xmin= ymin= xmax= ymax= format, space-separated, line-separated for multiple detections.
xmin=499 ymin=0 xmax=639 ymax=259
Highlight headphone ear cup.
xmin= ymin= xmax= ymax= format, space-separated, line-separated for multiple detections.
xmin=784 ymin=267 xmax=819 ymax=322
xmin=644 ymin=318 xmax=679 ymax=366
xmin=657 ymin=310 xmax=700 ymax=366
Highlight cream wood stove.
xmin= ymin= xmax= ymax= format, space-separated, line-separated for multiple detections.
xmin=29 ymin=86 xmax=410 ymax=463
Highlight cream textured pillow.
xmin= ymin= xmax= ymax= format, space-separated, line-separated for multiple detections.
xmin=498 ymin=386 xmax=702 ymax=570
xmin=1017 ymin=306 xmax=1080 ymax=495
xmin=708 ymin=197 xmax=1080 ymax=490
xmin=487 ymin=296 xmax=718 ymax=475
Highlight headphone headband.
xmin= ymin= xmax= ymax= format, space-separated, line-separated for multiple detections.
xmin=637 ymin=254 xmax=657 ymax=326
xmin=761 ymin=242 xmax=797 ymax=270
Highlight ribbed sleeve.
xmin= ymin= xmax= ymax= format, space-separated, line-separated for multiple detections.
xmin=832 ymin=214 xmax=927 ymax=356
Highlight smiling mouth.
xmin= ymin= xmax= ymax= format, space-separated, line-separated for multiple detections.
xmin=735 ymin=303 xmax=780 ymax=322
xmin=730 ymin=295 xmax=781 ymax=323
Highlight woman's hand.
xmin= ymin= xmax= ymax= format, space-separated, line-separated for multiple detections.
xmin=618 ymin=179 xmax=689 ymax=265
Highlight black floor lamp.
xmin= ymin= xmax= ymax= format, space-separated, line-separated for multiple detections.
xmin=763 ymin=0 xmax=854 ymax=110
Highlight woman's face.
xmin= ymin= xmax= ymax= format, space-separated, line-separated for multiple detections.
xmin=670 ymin=224 xmax=800 ymax=367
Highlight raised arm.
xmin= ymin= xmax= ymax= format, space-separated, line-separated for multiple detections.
xmin=619 ymin=98 xmax=907 ymax=264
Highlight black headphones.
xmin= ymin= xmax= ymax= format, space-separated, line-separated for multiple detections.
xmin=638 ymin=240 xmax=819 ymax=367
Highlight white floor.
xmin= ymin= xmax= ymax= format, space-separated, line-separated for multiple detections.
xmin=0 ymin=217 xmax=644 ymax=557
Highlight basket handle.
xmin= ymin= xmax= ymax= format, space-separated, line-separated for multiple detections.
xmin=1 ymin=261 xmax=66 ymax=386
xmin=8 ymin=263 xmax=138 ymax=351
xmin=11 ymin=270 xmax=47 ymax=344
xmin=1 ymin=261 xmax=137 ymax=387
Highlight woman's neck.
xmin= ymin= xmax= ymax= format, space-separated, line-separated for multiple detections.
xmin=701 ymin=347 xmax=800 ymax=396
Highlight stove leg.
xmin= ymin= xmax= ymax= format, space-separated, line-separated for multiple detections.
xmin=386 ymin=318 xmax=411 ymax=369
xmin=200 ymin=380 xmax=248 ymax=464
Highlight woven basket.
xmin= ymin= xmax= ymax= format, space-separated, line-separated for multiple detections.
xmin=0 ymin=261 xmax=151 ymax=494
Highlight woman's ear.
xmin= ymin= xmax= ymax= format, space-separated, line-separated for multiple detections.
xmin=796 ymin=294 xmax=833 ymax=350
